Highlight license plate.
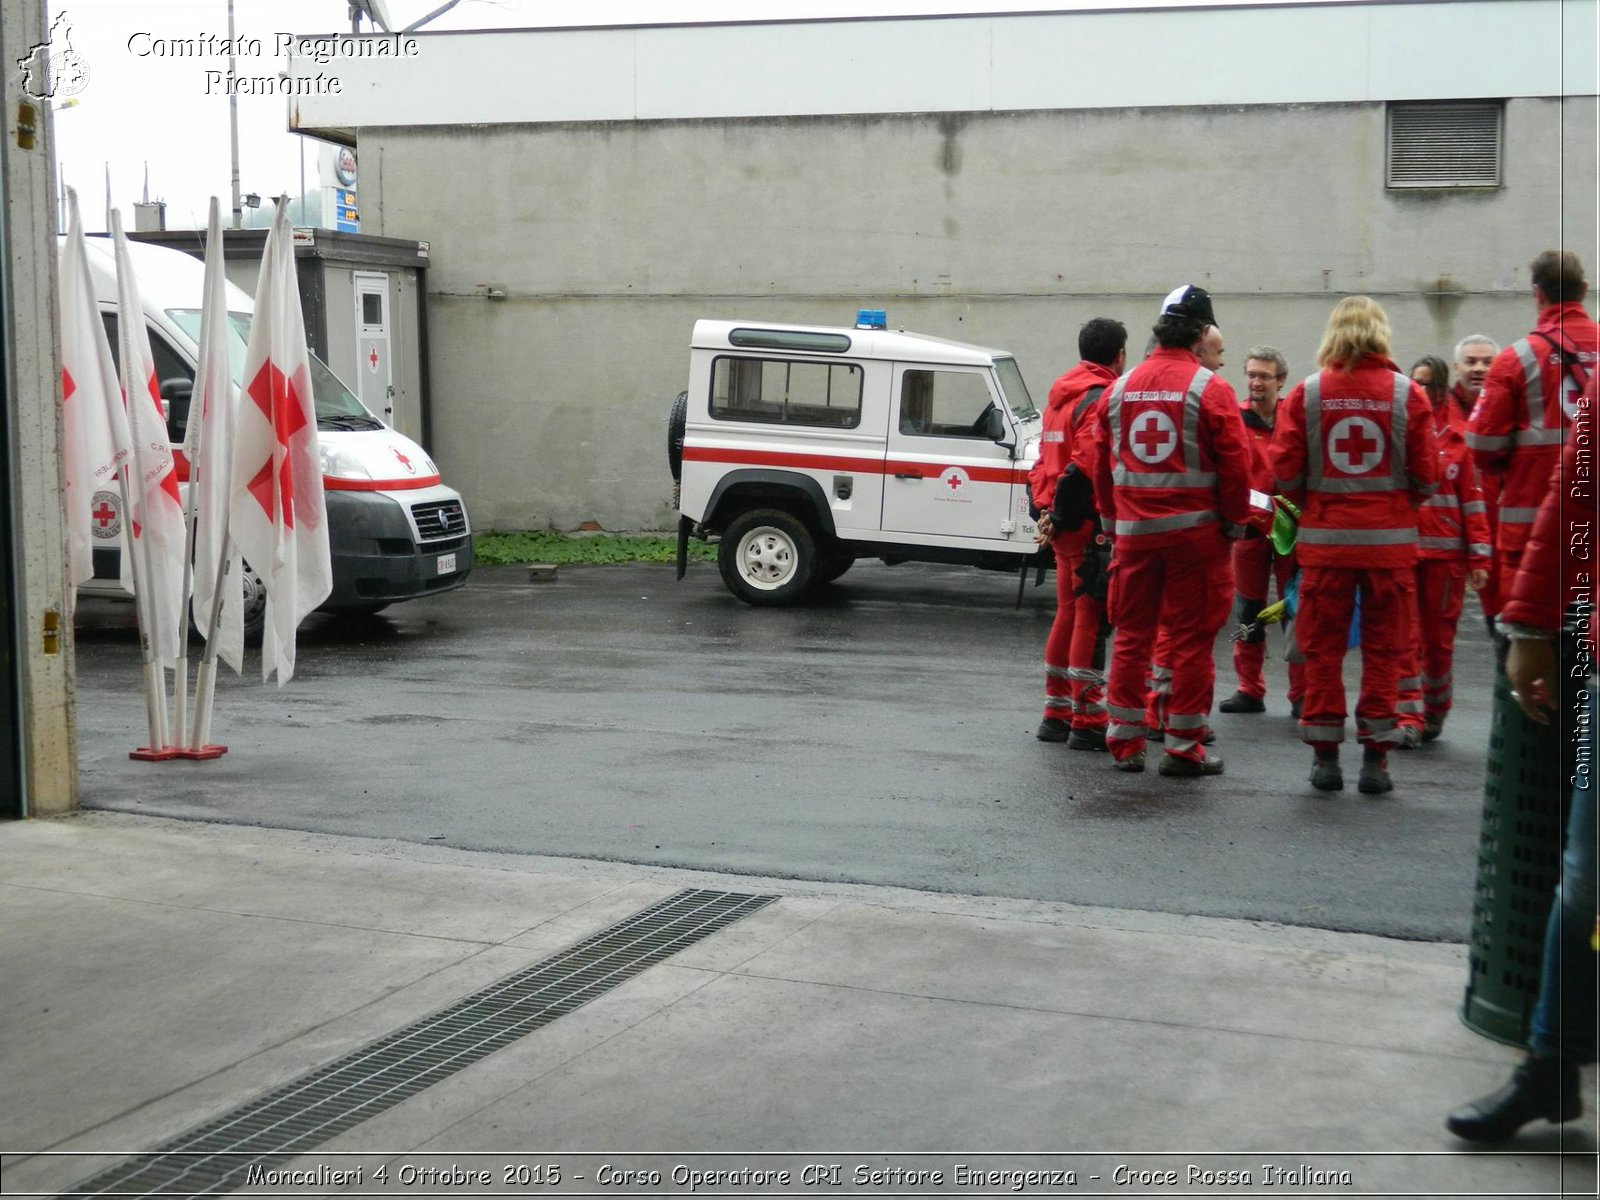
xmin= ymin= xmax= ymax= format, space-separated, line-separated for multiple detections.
xmin=436 ymin=553 xmax=456 ymax=575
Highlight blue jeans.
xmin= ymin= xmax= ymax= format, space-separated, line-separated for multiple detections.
xmin=1529 ymin=681 xmax=1598 ymax=1062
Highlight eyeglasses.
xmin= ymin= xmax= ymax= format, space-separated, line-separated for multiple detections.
xmin=1245 ymin=372 xmax=1282 ymax=382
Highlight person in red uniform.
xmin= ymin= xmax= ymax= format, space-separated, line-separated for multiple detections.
xmin=1030 ymin=317 xmax=1127 ymax=750
xmin=1092 ymin=286 xmax=1255 ymax=777
xmin=1467 ymin=251 xmax=1599 ymax=586
xmin=1448 ymin=335 xmax=1498 ymax=432
xmin=1401 ymin=357 xmax=1492 ymax=742
xmin=1271 ymin=296 xmax=1439 ymax=794
xmin=1218 ymin=345 xmax=1304 ymax=716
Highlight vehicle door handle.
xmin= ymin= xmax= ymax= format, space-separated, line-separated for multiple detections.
xmin=894 ymin=471 xmax=923 ymax=480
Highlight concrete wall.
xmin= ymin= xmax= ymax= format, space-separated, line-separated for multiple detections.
xmin=356 ymin=96 xmax=1598 ymax=532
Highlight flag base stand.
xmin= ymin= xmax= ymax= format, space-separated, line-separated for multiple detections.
xmin=129 ymin=746 xmax=181 ymax=761
xmin=174 ymin=745 xmax=228 ymax=760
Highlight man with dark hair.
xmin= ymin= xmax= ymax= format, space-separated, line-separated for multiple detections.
xmin=1467 ymin=250 xmax=1599 ymax=580
xmin=1031 ymin=317 xmax=1127 ymax=749
xmin=1091 ymin=286 xmax=1255 ymax=776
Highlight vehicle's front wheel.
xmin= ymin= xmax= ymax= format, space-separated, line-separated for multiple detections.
xmin=239 ymin=560 xmax=267 ymax=642
xmin=718 ymin=509 xmax=817 ymax=606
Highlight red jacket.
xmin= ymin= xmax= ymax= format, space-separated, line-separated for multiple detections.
xmin=1417 ymin=423 xmax=1492 ymax=568
xmin=1501 ymin=376 xmax=1598 ymax=643
xmin=1467 ymin=301 xmax=1600 ymax=556
xmin=1442 ymin=383 xmax=1474 ymax=435
xmin=1241 ymin=405 xmax=1276 ymax=493
xmin=1029 ymin=359 xmax=1118 ymax=551
xmin=1271 ymin=354 xmax=1440 ymax=568
xmin=1091 ymin=347 xmax=1254 ymax=550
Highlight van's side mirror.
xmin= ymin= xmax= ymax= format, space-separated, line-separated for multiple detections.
xmin=160 ymin=378 xmax=193 ymax=438
xmin=983 ymin=404 xmax=1012 ymax=451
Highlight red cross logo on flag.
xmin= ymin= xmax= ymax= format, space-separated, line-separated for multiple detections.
xmin=1328 ymin=416 xmax=1385 ymax=475
xmin=243 ymin=360 xmax=309 ymax=527
xmin=1128 ymin=410 xmax=1179 ymax=465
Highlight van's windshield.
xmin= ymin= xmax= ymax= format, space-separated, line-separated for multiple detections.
xmin=167 ymin=309 xmax=384 ymax=431
xmin=994 ymin=357 xmax=1038 ymax=422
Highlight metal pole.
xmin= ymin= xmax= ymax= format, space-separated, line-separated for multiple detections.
xmin=228 ymin=0 xmax=241 ymax=228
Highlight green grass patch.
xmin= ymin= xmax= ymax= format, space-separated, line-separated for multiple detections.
xmin=475 ymin=530 xmax=716 ymax=566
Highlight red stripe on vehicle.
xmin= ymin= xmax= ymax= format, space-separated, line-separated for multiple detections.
xmin=323 ymin=474 xmax=443 ymax=491
xmin=683 ymin=445 xmax=1029 ymax=485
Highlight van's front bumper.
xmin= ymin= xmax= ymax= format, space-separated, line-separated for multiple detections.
xmin=324 ymin=484 xmax=474 ymax=608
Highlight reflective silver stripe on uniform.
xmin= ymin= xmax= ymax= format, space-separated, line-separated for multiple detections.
xmin=1312 ymin=476 xmax=1404 ymax=494
xmin=1297 ymin=526 xmax=1418 ymax=545
xmin=1166 ymin=713 xmax=1207 ymax=730
xmin=1108 ymin=703 xmax=1147 ymax=723
xmin=1466 ymin=431 xmax=1512 ymax=452
xmin=1511 ymin=425 xmax=1568 ymax=447
xmin=1419 ymin=536 xmax=1465 ymax=551
xmin=1108 ymin=721 xmax=1147 ymax=740
xmin=1081 ymin=699 xmax=1108 ymax=716
xmin=1044 ymin=695 xmax=1073 ymax=712
xmin=1114 ymin=509 xmax=1220 ymax=536
xmin=1165 ymin=736 xmax=1201 ymax=755
xmin=1041 ymin=430 xmax=1065 ymax=443
xmin=1398 ymin=675 xmax=1421 ymax=690
xmin=1366 ymin=726 xmax=1408 ymax=746
xmin=1397 ymin=699 xmax=1424 ymax=715
xmin=1462 ymin=501 xmax=1487 ymax=515
xmin=1423 ymin=494 xmax=1460 ymax=509
xmin=1111 ymin=366 xmax=1215 ymax=488
xmin=1304 ymin=372 xmax=1325 ymax=491
xmin=1498 ymin=506 xmax=1543 ymax=523
xmin=1299 ymin=722 xmax=1345 ymax=743
xmin=1276 ymin=473 xmax=1305 ymax=492
xmin=1104 ymin=374 xmax=1131 ymax=476
xmin=1047 ymin=665 xmax=1071 ymax=680
xmin=1390 ymin=373 xmax=1410 ymax=489
xmin=1067 ymin=667 xmax=1104 ymax=683
xmin=1469 ymin=542 xmax=1492 ymax=557
xmin=1513 ymin=337 xmax=1546 ymax=432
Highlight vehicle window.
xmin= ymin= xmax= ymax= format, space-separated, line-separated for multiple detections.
xmin=994 ymin=357 xmax=1038 ymax=421
xmin=710 ymin=356 xmax=862 ymax=429
xmin=100 ymin=313 xmax=195 ymax=444
xmin=899 ymin=368 xmax=997 ymax=438
xmin=167 ymin=309 xmax=381 ymax=430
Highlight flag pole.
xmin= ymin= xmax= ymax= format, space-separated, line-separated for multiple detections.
xmin=112 ymin=209 xmax=178 ymax=761
xmin=187 ymin=544 xmax=233 ymax=756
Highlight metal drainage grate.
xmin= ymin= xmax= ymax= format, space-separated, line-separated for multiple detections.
xmin=61 ymin=888 xmax=778 ymax=1199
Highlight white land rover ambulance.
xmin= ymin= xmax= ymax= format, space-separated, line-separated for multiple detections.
xmin=72 ymin=236 xmax=472 ymax=635
xmin=668 ymin=312 xmax=1048 ymax=605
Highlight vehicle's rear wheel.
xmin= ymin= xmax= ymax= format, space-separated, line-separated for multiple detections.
xmin=239 ymin=560 xmax=266 ymax=642
xmin=718 ymin=509 xmax=817 ymax=606
xmin=666 ymin=390 xmax=688 ymax=482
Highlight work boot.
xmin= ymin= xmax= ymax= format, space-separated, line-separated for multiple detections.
xmin=1422 ymin=715 xmax=1446 ymax=742
xmin=1113 ymin=750 xmax=1146 ymax=773
xmin=1036 ymin=718 xmax=1071 ymax=743
xmin=1219 ymin=692 xmax=1266 ymax=714
xmin=1067 ymin=726 xmax=1107 ymax=752
xmin=1309 ymin=753 xmax=1343 ymax=792
xmin=1290 ymin=696 xmax=1303 ymax=720
xmin=1158 ymin=752 xmax=1224 ymax=777
xmin=1446 ymin=1054 xmax=1583 ymax=1142
xmin=1358 ymin=749 xmax=1393 ymax=794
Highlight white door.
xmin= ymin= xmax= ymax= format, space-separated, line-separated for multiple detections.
xmin=880 ymin=363 xmax=1021 ymax=541
xmin=354 ymin=272 xmax=399 ymax=431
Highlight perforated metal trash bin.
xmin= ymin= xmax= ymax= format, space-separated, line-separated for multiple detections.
xmin=1460 ymin=669 xmax=1574 ymax=1045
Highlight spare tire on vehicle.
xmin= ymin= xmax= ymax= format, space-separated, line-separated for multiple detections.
xmin=666 ymin=390 xmax=688 ymax=481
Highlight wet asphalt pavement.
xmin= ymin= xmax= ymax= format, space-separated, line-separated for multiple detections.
xmin=70 ymin=559 xmax=1495 ymax=941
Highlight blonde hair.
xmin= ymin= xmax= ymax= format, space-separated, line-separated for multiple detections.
xmin=1316 ymin=296 xmax=1392 ymax=369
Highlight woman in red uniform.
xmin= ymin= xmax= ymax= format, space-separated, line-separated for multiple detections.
xmin=1271 ymin=298 xmax=1439 ymax=794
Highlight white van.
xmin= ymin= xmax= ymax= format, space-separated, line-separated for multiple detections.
xmin=668 ymin=313 xmax=1046 ymax=605
xmin=72 ymin=236 xmax=472 ymax=634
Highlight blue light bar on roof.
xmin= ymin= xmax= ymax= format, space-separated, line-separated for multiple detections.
xmin=855 ymin=308 xmax=887 ymax=330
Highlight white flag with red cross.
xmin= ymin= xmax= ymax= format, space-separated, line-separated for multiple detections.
xmin=187 ymin=199 xmax=245 ymax=674
xmin=229 ymin=198 xmax=331 ymax=683
xmin=58 ymin=188 xmax=132 ymax=588
xmin=112 ymin=212 xmax=188 ymax=665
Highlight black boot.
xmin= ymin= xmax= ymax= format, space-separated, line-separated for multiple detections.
xmin=1446 ymin=1054 xmax=1583 ymax=1142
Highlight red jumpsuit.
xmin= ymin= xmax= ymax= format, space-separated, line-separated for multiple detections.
xmin=1395 ymin=422 xmax=1493 ymax=731
xmin=1029 ymin=360 xmax=1117 ymax=735
xmin=1271 ymin=355 xmax=1439 ymax=750
xmin=1092 ymin=347 xmax=1254 ymax=765
xmin=1230 ymin=405 xmax=1304 ymax=705
xmin=1467 ymin=302 xmax=1599 ymax=580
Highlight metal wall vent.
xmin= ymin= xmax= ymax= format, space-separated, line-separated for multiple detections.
xmin=1387 ymin=101 xmax=1503 ymax=189
xmin=60 ymin=888 xmax=777 ymax=1199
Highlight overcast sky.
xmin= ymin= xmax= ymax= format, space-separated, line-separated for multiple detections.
xmin=40 ymin=0 xmax=1335 ymax=230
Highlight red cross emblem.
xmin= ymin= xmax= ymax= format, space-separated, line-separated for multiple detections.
xmin=368 ymin=344 xmax=380 ymax=373
xmin=393 ymin=447 xmax=414 ymax=474
xmin=92 ymin=500 xmax=117 ymax=527
xmin=938 ymin=466 xmax=970 ymax=494
xmin=90 ymin=490 xmax=120 ymax=539
xmin=244 ymin=359 xmax=308 ymax=528
xmin=1328 ymin=416 xmax=1385 ymax=475
xmin=1128 ymin=410 xmax=1178 ymax=465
